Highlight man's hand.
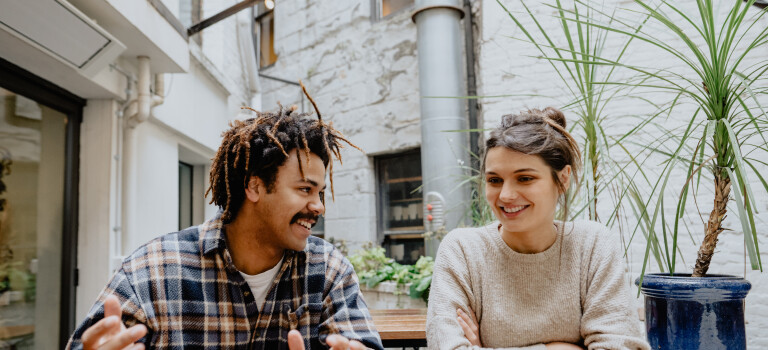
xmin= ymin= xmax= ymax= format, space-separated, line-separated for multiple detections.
xmin=544 ymin=342 xmax=584 ymax=349
xmin=81 ymin=295 xmax=147 ymax=350
xmin=457 ymin=308 xmax=481 ymax=346
xmin=287 ymin=330 xmax=369 ymax=350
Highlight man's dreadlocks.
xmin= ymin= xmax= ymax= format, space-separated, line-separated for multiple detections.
xmin=206 ymin=82 xmax=361 ymax=223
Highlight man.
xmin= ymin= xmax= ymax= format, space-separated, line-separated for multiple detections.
xmin=67 ymin=98 xmax=384 ymax=350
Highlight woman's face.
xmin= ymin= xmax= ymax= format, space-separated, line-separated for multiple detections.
xmin=484 ymin=147 xmax=570 ymax=237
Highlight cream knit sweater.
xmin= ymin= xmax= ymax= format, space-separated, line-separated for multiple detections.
xmin=426 ymin=220 xmax=649 ymax=350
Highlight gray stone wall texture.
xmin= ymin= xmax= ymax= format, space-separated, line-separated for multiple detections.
xmin=259 ymin=0 xmax=422 ymax=248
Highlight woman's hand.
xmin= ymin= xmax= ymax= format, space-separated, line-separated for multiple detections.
xmin=544 ymin=342 xmax=584 ymax=349
xmin=457 ymin=308 xmax=481 ymax=347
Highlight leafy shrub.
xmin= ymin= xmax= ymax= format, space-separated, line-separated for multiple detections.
xmin=348 ymin=243 xmax=434 ymax=302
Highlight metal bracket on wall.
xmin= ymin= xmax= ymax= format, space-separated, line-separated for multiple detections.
xmin=187 ymin=0 xmax=259 ymax=36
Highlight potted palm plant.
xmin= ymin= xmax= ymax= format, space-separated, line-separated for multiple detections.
xmin=580 ymin=0 xmax=767 ymax=348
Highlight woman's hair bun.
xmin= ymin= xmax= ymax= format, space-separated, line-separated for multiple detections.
xmin=541 ymin=107 xmax=566 ymax=128
xmin=499 ymin=107 xmax=566 ymax=129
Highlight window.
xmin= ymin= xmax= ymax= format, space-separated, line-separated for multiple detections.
xmin=373 ymin=0 xmax=414 ymax=20
xmin=179 ymin=0 xmax=202 ymax=45
xmin=178 ymin=146 xmax=207 ymax=230
xmin=376 ymin=150 xmax=424 ymax=264
xmin=254 ymin=4 xmax=277 ymax=68
xmin=178 ymin=162 xmax=193 ymax=230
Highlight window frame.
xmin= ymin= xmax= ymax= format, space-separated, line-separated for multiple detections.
xmin=371 ymin=0 xmax=415 ymax=21
xmin=178 ymin=146 xmax=209 ymax=230
xmin=253 ymin=5 xmax=277 ymax=69
xmin=375 ymin=149 xmax=424 ymax=240
xmin=178 ymin=0 xmax=203 ymax=45
xmin=178 ymin=161 xmax=194 ymax=230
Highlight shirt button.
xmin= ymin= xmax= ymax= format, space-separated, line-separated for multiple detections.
xmin=244 ymin=290 xmax=251 ymax=296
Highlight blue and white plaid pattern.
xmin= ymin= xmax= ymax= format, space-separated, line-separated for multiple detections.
xmin=67 ymin=212 xmax=383 ymax=349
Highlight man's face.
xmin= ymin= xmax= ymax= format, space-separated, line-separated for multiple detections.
xmin=254 ymin=149 xmax=326 ymax=252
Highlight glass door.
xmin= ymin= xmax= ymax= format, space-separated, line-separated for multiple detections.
xmin=0 ymin=87 xmax=68 ymax=350
xmin=0 ymin=58 xmax=83 ymax=349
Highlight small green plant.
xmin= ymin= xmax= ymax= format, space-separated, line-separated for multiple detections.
xmin=0 ymin=260 xmax=35 ymax=301
xmin=348 ymin=243 xmax=434 ymax=302
xmin=423 ymin=226 xmax=449 ymax=241
xmin=326 ymin=236 xmax=349 ymax=256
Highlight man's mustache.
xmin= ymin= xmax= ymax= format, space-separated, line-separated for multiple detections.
xmin=290 ymin=212 xmax=319 ymax=226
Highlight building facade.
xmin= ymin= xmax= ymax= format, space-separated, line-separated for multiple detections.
xmin=0 ymin=0 xmax=766 ymax=348
xmin=0 ymin=0 xmax=250 ymax=347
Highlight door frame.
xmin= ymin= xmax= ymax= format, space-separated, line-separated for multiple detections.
xmin=0 ymin=57 xmax=85 ymax=348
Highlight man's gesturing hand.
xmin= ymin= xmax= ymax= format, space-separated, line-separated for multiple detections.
xmin=81 ymin=295 xmax=147 ymax=350
xmin=287 ymin=329 xmax=369 ymax=350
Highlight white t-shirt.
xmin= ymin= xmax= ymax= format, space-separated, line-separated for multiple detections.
xmin=239 ymin=256 xmax=284 ymax=308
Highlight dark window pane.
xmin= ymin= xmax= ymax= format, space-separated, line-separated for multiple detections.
xmin=377 ymin=151 xmax=423 ymax=234
xmin=178 ymin=162 xmax=193 ymax=230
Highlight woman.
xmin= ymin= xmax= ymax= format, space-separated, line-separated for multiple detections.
xmin=426 ymin=107 xmax=649 ymax=350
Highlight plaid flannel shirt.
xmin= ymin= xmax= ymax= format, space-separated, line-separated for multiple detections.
xmin=67 ymin=212 xmax=383 ymax=349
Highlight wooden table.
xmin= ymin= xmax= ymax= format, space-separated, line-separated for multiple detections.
xmin=370 ymin=308 xmax=427 ymax=349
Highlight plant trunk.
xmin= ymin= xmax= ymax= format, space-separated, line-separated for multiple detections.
xmin=591 ymin=155 xmax=599 ymax=221
xmin=692 ymin=174 xmax=731 ymax=277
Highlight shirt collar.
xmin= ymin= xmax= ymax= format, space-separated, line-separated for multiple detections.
xmin=199 ymin=210 xmax=227 ymax=255
xmin=198 ymin=210 xmax=307 ymax=261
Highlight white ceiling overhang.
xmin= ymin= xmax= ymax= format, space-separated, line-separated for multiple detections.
xmin=0 ymin=0 xmax=125 ymax=77
xmin=69 ymin=0 xmax=189 ymax=74
xmin=0 ymin=0 xmax=189 ymax=99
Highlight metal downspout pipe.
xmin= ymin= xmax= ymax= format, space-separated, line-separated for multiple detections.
xmin=119 ymin=56 xmax=164 ymax=264
xmin=412 ymin=0 xmax=471 ymax=255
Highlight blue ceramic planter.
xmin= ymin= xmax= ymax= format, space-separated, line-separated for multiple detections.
xmin=635 ymin=273 xmax=751 ymax=350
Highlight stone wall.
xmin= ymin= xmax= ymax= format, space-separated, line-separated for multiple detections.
xmin=259 ymin=0 xmax=423 ymax=249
